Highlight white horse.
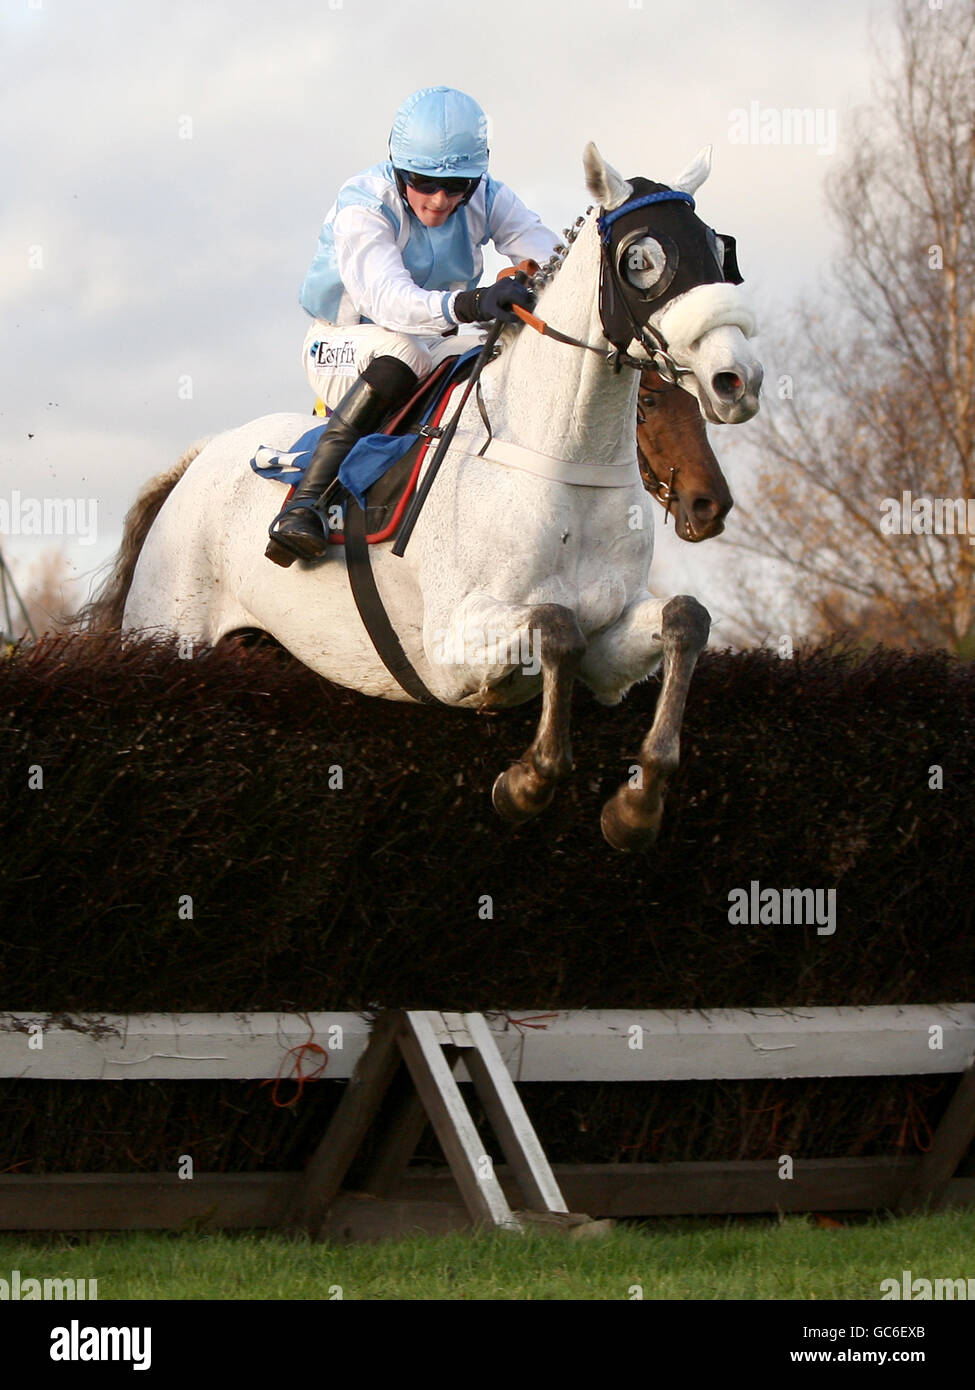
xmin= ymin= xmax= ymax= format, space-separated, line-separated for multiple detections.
xmin=98 ymin=144 xmax=762 ymax=850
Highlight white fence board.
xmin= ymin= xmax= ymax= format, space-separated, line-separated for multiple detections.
xmin=2 ymin=1005 xmax=973 ymax=1083
xmin=490 ymin=1006 xmax=975 ymax=1082
xmin=0 ymin=1012 xmax=370 ymax=1080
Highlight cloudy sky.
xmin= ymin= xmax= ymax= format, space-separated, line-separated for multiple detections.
xmin=1 ymin=0 xmax=896 ymax=634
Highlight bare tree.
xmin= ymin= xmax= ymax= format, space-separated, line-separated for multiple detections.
xmin=727 ymin=1 xmax=975 ymax=654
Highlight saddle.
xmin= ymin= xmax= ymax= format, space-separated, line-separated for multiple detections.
xmin=339 ymin=348 xmax=480 ymax=541
xmin=250 ymin=348 xmax=480 ymax=546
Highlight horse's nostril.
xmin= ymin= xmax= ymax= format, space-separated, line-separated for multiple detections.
xmin=712 ymin=371 xmax=744 ymax=401
xmin=692 ymin=496 xmax=720 ymax=523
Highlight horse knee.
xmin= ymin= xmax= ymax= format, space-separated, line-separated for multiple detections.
xmin=661 ymin=595 xmax=710 ymax=652
xmin=528 ymin=603 xmax=587 ymax=668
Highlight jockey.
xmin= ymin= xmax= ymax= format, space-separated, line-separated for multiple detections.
xmin=267 ymin=86 xmax=558 ymax=565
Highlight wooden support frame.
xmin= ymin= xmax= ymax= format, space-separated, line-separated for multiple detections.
xmin=1 ymin=1165 xmax=973 ymax=1236
xmin=897 ymin=1062 xmax=975 ymax=1213
xmin=294 ymin=1010 xmax=572 ymax=1237
xmin=2 ymin=1005 xmax=973 ymax=1236
xmin=290 ymin=1009 xmax=403 ymax=1235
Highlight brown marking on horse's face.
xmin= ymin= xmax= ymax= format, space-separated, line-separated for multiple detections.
xmin=636 ymin=369 xmax=733 ymax=542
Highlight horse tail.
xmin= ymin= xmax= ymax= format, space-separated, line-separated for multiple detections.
xmin=78 ymin=441 xmax=208 ymax=633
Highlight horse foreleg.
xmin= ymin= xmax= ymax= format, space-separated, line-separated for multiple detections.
xmin=599 ymin=595 xmax=710 ymax=851
xmin=492 ymin=603 xmax=587 ymax=823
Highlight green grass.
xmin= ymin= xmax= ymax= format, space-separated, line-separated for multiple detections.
xmin=2 ymin=1210 xmax=974 ymax=1300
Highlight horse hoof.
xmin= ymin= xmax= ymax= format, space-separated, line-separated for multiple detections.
xmin=265 ymin=538 xmax=298 ymax=568
xmin=492 ymin=767 xmax=555 ymax=824
xmin=600 ymin=795 xmax=660 ymax=853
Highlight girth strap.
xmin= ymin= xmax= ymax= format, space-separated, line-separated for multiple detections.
xmin=343 ymin=495 xmax=442 ymax=705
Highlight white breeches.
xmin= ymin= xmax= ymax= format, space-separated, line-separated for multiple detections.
xmin=300 ymin=319 xmax=484 ymax=412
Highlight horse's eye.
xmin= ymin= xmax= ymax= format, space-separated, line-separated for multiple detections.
xmin=621 ymin=236 xmax=669 ymax=294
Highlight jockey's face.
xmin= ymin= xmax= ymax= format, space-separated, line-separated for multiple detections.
xmin=404 ymin=182 xmax=466 ymax=227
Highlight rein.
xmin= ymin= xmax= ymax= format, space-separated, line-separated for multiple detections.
xmin=391 ymin=316 xmax=506 ymax=557
xmin=509 ymin=302 xmax=691 ymax=385
xmin=508 ymin=190 xmax=701 ymax=385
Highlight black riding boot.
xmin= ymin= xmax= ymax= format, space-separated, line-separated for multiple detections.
xmin=266 ymin=356 xmax=419 ymax=567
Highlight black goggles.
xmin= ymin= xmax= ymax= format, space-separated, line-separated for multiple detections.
xmin=398 ymin=169 xmax=480 ymax=198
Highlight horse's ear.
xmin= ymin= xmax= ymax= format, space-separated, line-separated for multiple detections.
xmin=584 ymin=142 xmax=632 ymax=210
xmin=670 ymin=145 xmax=717 ymax=198
xmin=671 ymin=145 xmax=712 ymax=196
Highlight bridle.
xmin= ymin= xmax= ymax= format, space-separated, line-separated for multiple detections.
xmin=509 ymin=184 xmax=739 ymax=525
xmin=511 ymin=184 xmax=727 ymax=383
xmin=636 ymin=381 xmax=681 ymax=523
xmin=510 ymin=185 xmax=725 ymax=522
xmin=596 ymin=187 xmax=706 ymax=383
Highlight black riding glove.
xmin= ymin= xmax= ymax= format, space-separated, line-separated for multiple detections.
xmin=453 ymin=277 xmax=536 ymax=325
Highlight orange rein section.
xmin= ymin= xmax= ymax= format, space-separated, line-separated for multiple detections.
xmin=327 ymin=374 xmax=463 ymax=546
xmin=511 ymin=302 xmax=548 ymax=335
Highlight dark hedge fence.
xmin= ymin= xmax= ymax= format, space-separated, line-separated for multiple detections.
xmin=0 ymin=635 xmax=971 ymax=1015
xmin=0 ymin=636 xmax=971 ymax=1175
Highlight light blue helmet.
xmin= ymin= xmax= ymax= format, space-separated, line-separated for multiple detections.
xmin=388 ymin=87 xmax=489 ymax=178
